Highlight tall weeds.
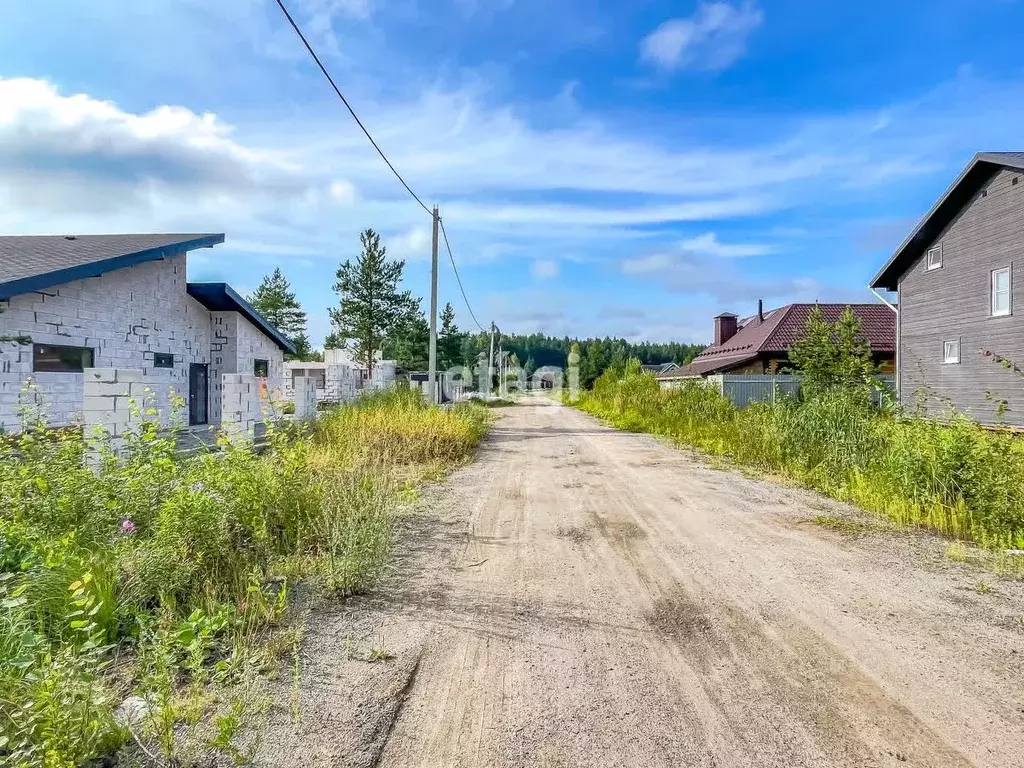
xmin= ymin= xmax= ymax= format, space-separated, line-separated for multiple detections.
xmin=0 ymin=386 xmax=488 ymax=766
xmin=577 ymin=363 xmax=1024 ymax=549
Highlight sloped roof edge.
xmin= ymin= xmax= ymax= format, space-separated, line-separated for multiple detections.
xmin=187 ymin=282 xmax=296 ymax=355
xmin=0 ymin=233 xmax=224 ymax=300
xmin=870 ymin=152 xmax=1024 ymax=290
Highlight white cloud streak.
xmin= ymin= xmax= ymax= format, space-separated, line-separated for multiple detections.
xmin=530 ymin=259 xmax=559 ymax=280
xmin=641 ymin=2 xmax=763 ymax=72
xmin=1 ymin=66 xmax=1021 ymax=343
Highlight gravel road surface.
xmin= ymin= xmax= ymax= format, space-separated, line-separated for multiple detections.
xmin=259 ymin=395 xmax=1023 ymax=768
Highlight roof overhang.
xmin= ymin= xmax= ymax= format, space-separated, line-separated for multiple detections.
xmin=870 ymin=153 xmax=1024 ymax=291
xmin=187 ymin=282 xmax=297 ymax=355
xmin=661 ymin=352 xmax=758 ymax=378
xmin=0 ymin=234 xmax=224 ymax=300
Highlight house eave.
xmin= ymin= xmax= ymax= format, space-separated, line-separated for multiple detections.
xmin=0 ymin=234 xmax=225 ymax=301
xmin=187 ymin=281 xmax=297 ymax=355
xmin=870 ymin=153 xmax=1024 ymax=291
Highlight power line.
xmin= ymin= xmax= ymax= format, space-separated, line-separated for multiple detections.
xmin=273 ymin=0 xmax=432 ymax=216
xmin=439 ymin=217 xmax=486 ymax=333
xmin=275 ymin=0 xmax=488 ymax=335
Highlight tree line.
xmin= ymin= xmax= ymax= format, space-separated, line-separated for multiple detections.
xmin=248 ymin=228 xmax=704 ymax=386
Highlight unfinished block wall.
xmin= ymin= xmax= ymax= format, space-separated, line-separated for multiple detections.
xmin=220 ymin=373 xmax=262 ymax=440
xmin=0 ymin=254 xmax=210 ymax=433
xmin=81 ymin=368 xmax=151 ymax=438
xmin=293 ymin=376 xmax=318 ymax=419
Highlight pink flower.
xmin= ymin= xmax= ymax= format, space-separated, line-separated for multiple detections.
xmin=120 ymin=519 xmax=136 ymax=535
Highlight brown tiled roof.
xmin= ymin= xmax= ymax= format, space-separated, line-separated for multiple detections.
xmin=659 ymin=303 xmax=895 ymax=378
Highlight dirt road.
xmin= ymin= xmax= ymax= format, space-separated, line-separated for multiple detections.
xmin=262 ymin=396 xmax=1024 ymax=768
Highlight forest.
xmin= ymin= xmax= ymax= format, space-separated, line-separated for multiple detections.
xmin=446 ymin=331 xmax=704 ymax=389
xmin=248 ymin=233 xmax=706 ymax=390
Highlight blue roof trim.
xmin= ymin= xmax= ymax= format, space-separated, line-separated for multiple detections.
xmin=0 ymin=234 xmax=225 ymax=300
xmin=186 ymin=282 xmax=297 ymax=355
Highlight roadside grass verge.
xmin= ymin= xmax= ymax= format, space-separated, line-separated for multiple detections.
xmin=0 ymin=387 xmax=489 ymax=766
xmin=574 ymin=363 xmax=1024 ymax=557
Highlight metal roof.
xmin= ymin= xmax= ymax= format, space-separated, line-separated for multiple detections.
xmin=0 ymin=233 xmax=224 ymax=299
xmin=870 ymin=152 xmax=1024 ymax=290
xmin=187 ymin=282 xmax=297 ymax=355
xmin=662 ymin=303 xmax=895 ymax=378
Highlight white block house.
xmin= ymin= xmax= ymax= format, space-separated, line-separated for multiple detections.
xmin=0 ymin=234 xmax=295 ymax=433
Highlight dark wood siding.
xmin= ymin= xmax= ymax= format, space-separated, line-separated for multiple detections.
xmin=899 ymin=168 xmax=1024 ymax=425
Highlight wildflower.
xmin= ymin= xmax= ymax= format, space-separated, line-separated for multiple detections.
xmin=120 ymin=519 xmax=136 ymax=535
xmin=191 ymin=481 xmax=206 ymax=493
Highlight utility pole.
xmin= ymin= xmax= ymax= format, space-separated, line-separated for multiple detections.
xmin=498 ymin=342 xmax=504 ymax=398
xmin=487 ymin=321 xmax=496 ymax=395
xmin=428 ymin=205 xmax=439 ymax=404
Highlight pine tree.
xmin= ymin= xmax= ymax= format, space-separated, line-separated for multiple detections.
xmin=438 ymin=302 xmax=463 ymax=369
xmin=581 ymin=339 xmax=609 ymax=389
xmin=384 ymin=300 xmax=430 ymax=371
xmin=324 ymin=330 xmax=344 ymax=350
xmin=328 ymin=229 xmax=415 ymax=375
xmin=789 ymin=305 xmax=876 ymax=397
xmin=291 ymin=331 xmax=314 ymax=361
xmin=248 ymin=268 xmax=310 ymax=360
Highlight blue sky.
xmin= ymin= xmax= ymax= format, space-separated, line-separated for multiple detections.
xmin=1 ymin=0 xmax=1023 ymax=344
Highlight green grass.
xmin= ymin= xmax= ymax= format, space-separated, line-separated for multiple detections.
xmin=811 ymin=515 xmax=883 ymax=534
xmin=0 ymin=387 xmax=489 ymax=766
xmin=945 ymin=542 xmax=969 ymax=562
xmin=575 ymin=362 xmax=1024 ymax=552
xmin=974 ymin=580 xmax=995 ymax=595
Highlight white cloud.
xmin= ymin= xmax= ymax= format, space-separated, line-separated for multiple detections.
xmin=4 ymin=71 xmax=1004 ymax=267
xmin=641 ymin=2 xmax=763 ymax=72
xmin=620 ymin=252 xmax=675 ymax=276
xmin=620 ymin=246 xmax=819 ymax=303
xmin=328 ymin=180 xmax=358 ymax=205
xmin=530 ymin=259 xmax=559 ymax=280
xmin=680 ymin=232 xmax=773 ymax=257
xmin=294 ymin=0 xmax=375 ymax=53
xmin=0 ymin=77 xmax=307 ymax=225
xmin=3 ymin=65 xmax=1024 ymax=344
xmin=388 ymin=226 xmax=433 ymax=261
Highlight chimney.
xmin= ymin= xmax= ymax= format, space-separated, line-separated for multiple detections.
xmin=757 ymin=299 xmax=764 ymax=322
xmin=714 ymin=312 xmax=738 ymax=346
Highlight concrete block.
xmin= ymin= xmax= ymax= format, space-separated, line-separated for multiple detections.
xmin=88 ymin=382 xmax=131 ymax=398
xmin=84 ymin=368 xmax=119 ymax=384
xmin=128 ymin=382 xmax=155 ymax=399
xmin=115 ymin=369 xmax=143 ymax=383
xmin=83 ymin=409 xmax=123 ymax=427
xmin=82 ymin=395 xmax=116 ymax=412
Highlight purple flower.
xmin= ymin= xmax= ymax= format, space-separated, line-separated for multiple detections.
xmin=120 ymin=519 xmax=136 ymax=535
xmin=191 ymin=482 xmax=205 ymax=493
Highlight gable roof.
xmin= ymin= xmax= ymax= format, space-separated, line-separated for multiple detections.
xmin=187 ymin=282 xmax=296 ymax=355
xmin=661 ymin=303 xmax=895 ymax=378
xmin=0 ymin=233 xmax=224 ymax=300
xmin=871 ymin=152 xmax=1024 ymax=290
xmin=641 ymin=362 xmax=679 ymax=374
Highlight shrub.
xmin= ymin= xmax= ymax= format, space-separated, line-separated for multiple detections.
xmin=578 ymin=366 xmax=1024 ymax=549
xmin=0 ymin=388 xmax=490 ymax=764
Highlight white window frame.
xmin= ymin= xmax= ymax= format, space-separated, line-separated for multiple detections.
xmin=926 ymin=244 xmax=943 ymax=271
xmin=943 ymin=338 xmax=961 ymax=365
xmin=991 ymin=265 xmax=1012 ymax=317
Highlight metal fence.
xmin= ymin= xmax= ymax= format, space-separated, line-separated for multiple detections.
xmin=664 ymin=374 xmax=896 ymax=408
